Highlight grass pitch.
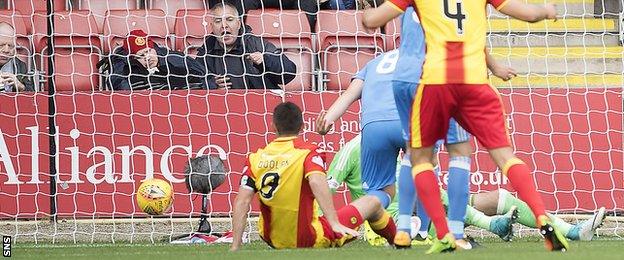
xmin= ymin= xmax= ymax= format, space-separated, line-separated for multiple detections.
xmin=12 ymin=238 xmax=622 ymax=260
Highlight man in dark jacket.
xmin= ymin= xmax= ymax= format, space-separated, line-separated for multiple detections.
xmin=0 ymin=22 xmax=34 ymax=92
xmin=109 ymin=29 xmax=211 ymax=91
xmin=196 ymin=2 xmax=296 ymax=90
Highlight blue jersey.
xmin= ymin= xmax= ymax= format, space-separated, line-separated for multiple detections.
xmin=393 ymin=7 xmax=425 ymax=84
xmin=355 ymin=50 xmax=401 ymax=129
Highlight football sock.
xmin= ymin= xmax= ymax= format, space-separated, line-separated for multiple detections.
xmin=397 ymin=153 xmax=416 ymax=233
xmin=465 ymin=205 xmax=492 ymax=230
xmin=447 ymin=156 xmax=471 ymax=239
xmin=503 ymin=159 xmax=547 ymax=226
xmin=369 ymin=211 xmax=397 ymax=244
xmin=368 ymin=190 xmax=392 ymax=209
xmin=413 ymin=163 xmax=450 ymax=239
xmin=416 ymin=198 xmax=431 ymax=235
xmin=497 ymin=188 xmax=537 ymax=228
xmin=338 ymin=204 xmax=365 ymax=229
xmin=548 ymin=213 xmax=574 ymax=237
xmin=497 ymin=188 xmax=573 ymax=236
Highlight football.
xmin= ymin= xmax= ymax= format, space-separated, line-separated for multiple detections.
xmin=136 ymin=178 xmax=173 ymax=215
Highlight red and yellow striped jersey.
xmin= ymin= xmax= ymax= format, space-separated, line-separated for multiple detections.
xmin=241 ymin=136 xmax=328 ymax=249
xmin=388 ymin=0 xmax=509 ymax=84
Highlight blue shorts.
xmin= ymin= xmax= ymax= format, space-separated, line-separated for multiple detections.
xmin=393 ymin=81 xmax=471 ymax=145
xmin=361 ymin=120 xmax=404 ymax=192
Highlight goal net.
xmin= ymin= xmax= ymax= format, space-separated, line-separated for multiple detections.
xmin=0 ymin=0 xmax=622 ymax=243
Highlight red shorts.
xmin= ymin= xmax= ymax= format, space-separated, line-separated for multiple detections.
xmin=410 ymin=83 xmax=511 ymax=149
xmin=318 ymin=205 xmax=363 ymax=247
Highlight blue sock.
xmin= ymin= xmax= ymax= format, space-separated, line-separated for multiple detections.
xmin=447 ymin=156 xmax=471 ymax=239
xmin=397 ymin=153 xmax=415 ymax=233
xmin=368 ymin=190 xmax=391 ymax=209
xmin=415 ymin=194 xmax=430 ymax=236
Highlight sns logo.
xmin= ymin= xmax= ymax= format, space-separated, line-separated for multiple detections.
xmin=2 ymin=236 xmax=10 ymax=257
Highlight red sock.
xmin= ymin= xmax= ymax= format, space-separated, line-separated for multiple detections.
xmin=369 ymin=212 xmax=397 ymax=245
xmin=413 ymin=164 xmax=450 ymax=239
xmin=337 ymin=204 xmax=365 ymax=229
xmin=505 ymin=160 xmax=547 ymax=224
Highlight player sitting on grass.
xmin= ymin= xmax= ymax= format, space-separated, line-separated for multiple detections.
xmin=328 ymin=135 xmax=606 ymax=245
xmin=230 ymin=102 xmax=396 ymax=251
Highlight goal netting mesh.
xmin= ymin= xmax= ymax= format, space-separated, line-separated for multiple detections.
xmin=0 ymin=0 xmax=622 ymax=243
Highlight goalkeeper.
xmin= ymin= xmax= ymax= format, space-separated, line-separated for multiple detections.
xmin=328 ymin=135 xmax=606 ymax=245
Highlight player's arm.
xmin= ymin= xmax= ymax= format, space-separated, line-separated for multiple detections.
xmin=485 ymin=49 xmax=517 ymax=81
xmin=362 ymin=1 xmax=405 ymax=28
xmin=316 ymin=79 xmax=363 ymax=135
xmin=495 ymin=0 xmax=557 ymax=23
xmin=230 ymin=187 xmax=254 ymax=251
xmin=230 ymin=162 xmax=256 ymax=252
xmin=308 ymin=172 xmax=359 ymax=237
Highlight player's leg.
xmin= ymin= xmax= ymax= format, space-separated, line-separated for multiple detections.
xmin=464 ymin=195 xmax=518 ymax=241
xmin=410 ymin=84 xmax=455 ymax=253
xmin=444 ymin=119 xmax=473 ymax=244
xmin=392 ymin=81 xmax=420 ymax=248
xmin=394 ymin=152 xmax=419 ymax=247
xmin=361 ymin=121 xmax=402 ymax=208
xmin=473 ymin=189 xmax=606 ymax=241
xmin=453 ymin=84 xmax=568 ymax=251
xmin=343 ymin=195 xmax=397 ymax=245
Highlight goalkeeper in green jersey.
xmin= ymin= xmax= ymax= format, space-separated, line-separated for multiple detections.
xmin=327 ymin=135 xmax=607 ymax=245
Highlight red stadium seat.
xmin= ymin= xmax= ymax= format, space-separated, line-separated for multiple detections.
xmin=79 ymin=0 xmax=138 ymax=32
xmin=0 ymin=10 xmax=33 ymax=70
xmin=149 ymin=0 xmax=207 ymax=33
xmin=32 ymin=11 xmax=101 ymax=91
xmin=246 ymin=9 xmax=313 ymax=90
xmin=103 ymin=9 xmax=171 ymax=53
xmin=8 ymin=0 xmax=65 ymax=32
xmin=316 ymin=11 xmax=384 ymax=90
xmin=173 ymin=9 xmax=211 ymax=56
xmin=42 ymin=49 xmax=100 ymax=92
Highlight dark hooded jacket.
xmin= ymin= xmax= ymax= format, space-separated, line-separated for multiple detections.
xmin=196 ymin=25 xmax=296 ymax=89
xmin=108 ymin=44 xmax=212 ymax=90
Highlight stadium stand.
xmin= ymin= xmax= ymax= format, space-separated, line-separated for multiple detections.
xmin=7 ymin=0 xmax=65 ymax=32
xmin=246 ymin=9 xmax=314 ymax=91
xmin=149 ymin=0 xmax=208 ymax=33
xmin=486 ymin=0 xmax=623 ymax=87
xmin=103 ymin=9 xmax=171 ymax=53
xmin=316 ymin=11 xmax=384 ymax=90
xmin=32 ymin=10 xmax=101 ymax=91
xmin=173 ymin=9 xmax=211 ymax=55
xmin=78 ymin=0 xmax=138 ymax=32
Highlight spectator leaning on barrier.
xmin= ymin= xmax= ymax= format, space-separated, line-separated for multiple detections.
xmin=196 ymin=2 xmax=296 ymax=90
xmin=108 ymin=29 xmax=212 ymax=91
xmin=0 ymin=22 xmax=34 ymax=92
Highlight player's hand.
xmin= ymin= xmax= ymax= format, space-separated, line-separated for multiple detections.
xmin=330 ymin=222 xmax=360 ymax=238
xmin=215 ymin=76 xmax=232 ymax=89
xmin=491 ymin=64 xmax=517 ymax=81
xmin=544 ymin=3 xmax=557 ymax=20
xmin=316 ymin=111 xmax=333 ymax=135
xmin=246 ymin=52 xmax=264 ymax=65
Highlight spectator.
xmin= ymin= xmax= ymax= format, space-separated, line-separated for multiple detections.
xmin=0 ymin=22 xmax=34 ymax=92
xmin=197 ymin=2 xmax=296 ymax=89
xmin=108 ymin=29 xmax=211 ymax=91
